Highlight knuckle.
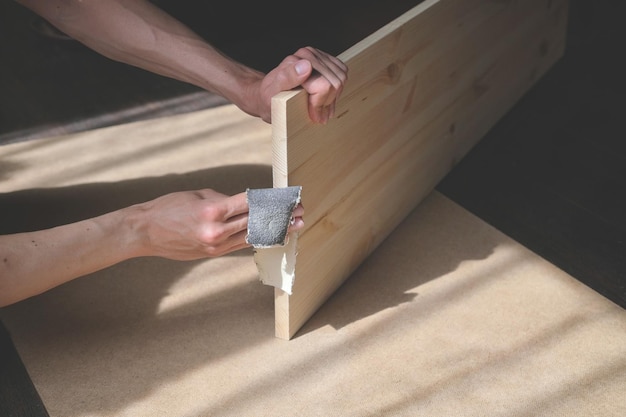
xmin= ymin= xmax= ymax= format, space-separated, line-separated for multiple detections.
xmin=312 ymin=76 xmax=332 ymax=91
xmin=204 ymin=246 xmax=222 ymax=258
xmin=199 ymin=226 xmax=226 ymax=244
xmin=281 ymin=55 xmax=299 ymax=66
xmin=297 ymin=46 xmax=315 ymax=59
xmin=200 ymin=204 xmax=225 ymax=221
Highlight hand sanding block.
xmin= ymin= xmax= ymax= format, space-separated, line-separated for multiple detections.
xmin=246 ymin=186 xmax=302 ymax=294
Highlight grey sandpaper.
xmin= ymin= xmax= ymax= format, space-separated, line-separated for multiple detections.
xmin=246 ymin=186 xmax=302 ymax=248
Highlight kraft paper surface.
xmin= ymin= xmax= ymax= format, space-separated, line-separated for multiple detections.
xmin=1 ymin=105 xmax=625 ymax=417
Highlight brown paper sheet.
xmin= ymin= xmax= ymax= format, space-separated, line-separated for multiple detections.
xmin=1 ymin=106 xmax=624 ymax=416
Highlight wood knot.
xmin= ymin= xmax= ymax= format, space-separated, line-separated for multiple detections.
xmin=386 ymin=62 xmax=402 ymax=84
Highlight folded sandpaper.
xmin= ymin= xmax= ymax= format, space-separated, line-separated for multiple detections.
xmin=246 ymin=186 xmax=302 ymax=294
xmin=246 ymin=186 xmax=302 ymax=248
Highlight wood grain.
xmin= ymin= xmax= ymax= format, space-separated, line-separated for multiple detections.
xmin=271 ymin=0 xmax=569 ymax=339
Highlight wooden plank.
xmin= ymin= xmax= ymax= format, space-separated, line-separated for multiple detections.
xmin=271 ymin=0 xmax=569 ymax=339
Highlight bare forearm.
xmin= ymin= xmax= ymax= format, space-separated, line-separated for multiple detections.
xmin=17 ymin=0 xmax=264 ymax=115
xmin=0 ymin=190 xmax=267 ymax=307
xmin=0 ymin=209 xmax=138 ymax=307
xmin=17 ymin=0 xmax=348 ymax=123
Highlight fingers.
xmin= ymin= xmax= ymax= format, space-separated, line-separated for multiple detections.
xmin=299 ymin=48 xmax=348 ymax=124
xmin=289 ymin=217 xmax=304 ymax=232
xmin=292 ymin=203 xmax=304 ymax=218
xmin=256 ymin=56 xmax=312 ymax=122
xmin=206 ymin=229 xmax=250 ymax=257
xmin=259 ymin=47 xmax=347 ymax=124
xmin=197 ymin=191 xmax=249 ymax=252
xmin=221 ymin=191 xmax=249 ymax=219
xmin=196 ymin=192 xmax=305 ymax=256
xmin=212 ymin=198 xmax=306 ymax=255
xmin=292 ymin=47 xmax=348 ymax=124
xmin=294 ymin=47 xmax=348 ymax=93
xmin=147 ymin=189 xmax=306 ymax=259
xmin=289 ymin=203 xmax=305 ymax=232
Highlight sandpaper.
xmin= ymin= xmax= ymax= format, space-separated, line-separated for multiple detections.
xmin=246 ymin=186 xmax=301 ymax=248
xmin=246 ymin=186 xmax=302 ymax=294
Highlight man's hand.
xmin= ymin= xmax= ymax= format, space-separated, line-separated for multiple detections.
xmin=131 ymin=189 xmax=304 ymax=259
xmin=256 ymin=47 xmax=348 ymax=124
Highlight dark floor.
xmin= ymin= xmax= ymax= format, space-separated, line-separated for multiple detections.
xmin=1 ymin=0 xmax=624 ymax=415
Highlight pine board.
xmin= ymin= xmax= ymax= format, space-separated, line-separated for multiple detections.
xmin=271 ymin=0 xmax=569 ymax=339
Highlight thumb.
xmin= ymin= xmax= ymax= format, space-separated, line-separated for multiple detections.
xmin=279 ymin=59 xmax=312 ymax=90
xmin=294 ymin=59 xmax=312 ymax=77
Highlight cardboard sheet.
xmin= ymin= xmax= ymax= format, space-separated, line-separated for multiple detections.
xmin=1 ymin=106 xmax=625 ymax=417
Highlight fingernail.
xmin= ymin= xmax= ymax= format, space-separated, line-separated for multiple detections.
xmin=295 ymin=60 xmax=309 ymax=75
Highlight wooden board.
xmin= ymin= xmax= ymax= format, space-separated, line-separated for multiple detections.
xmin=271 ymin=0 xmax=569 ymax=339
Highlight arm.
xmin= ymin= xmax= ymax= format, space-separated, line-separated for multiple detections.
xmin=17 ymin=0 xmax=348 ymax=123
xmin=0 ymin=189 xmax=304 ymax=307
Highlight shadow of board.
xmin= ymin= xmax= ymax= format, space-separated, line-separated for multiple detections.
xmin=298 ymin=193 xmax=500 ymax=337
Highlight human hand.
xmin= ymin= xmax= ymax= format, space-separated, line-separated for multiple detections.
xmin=130 ymin=189 xmax=304 ymax=260
xmin=257 ymin=47 xmax=348 ymax=124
